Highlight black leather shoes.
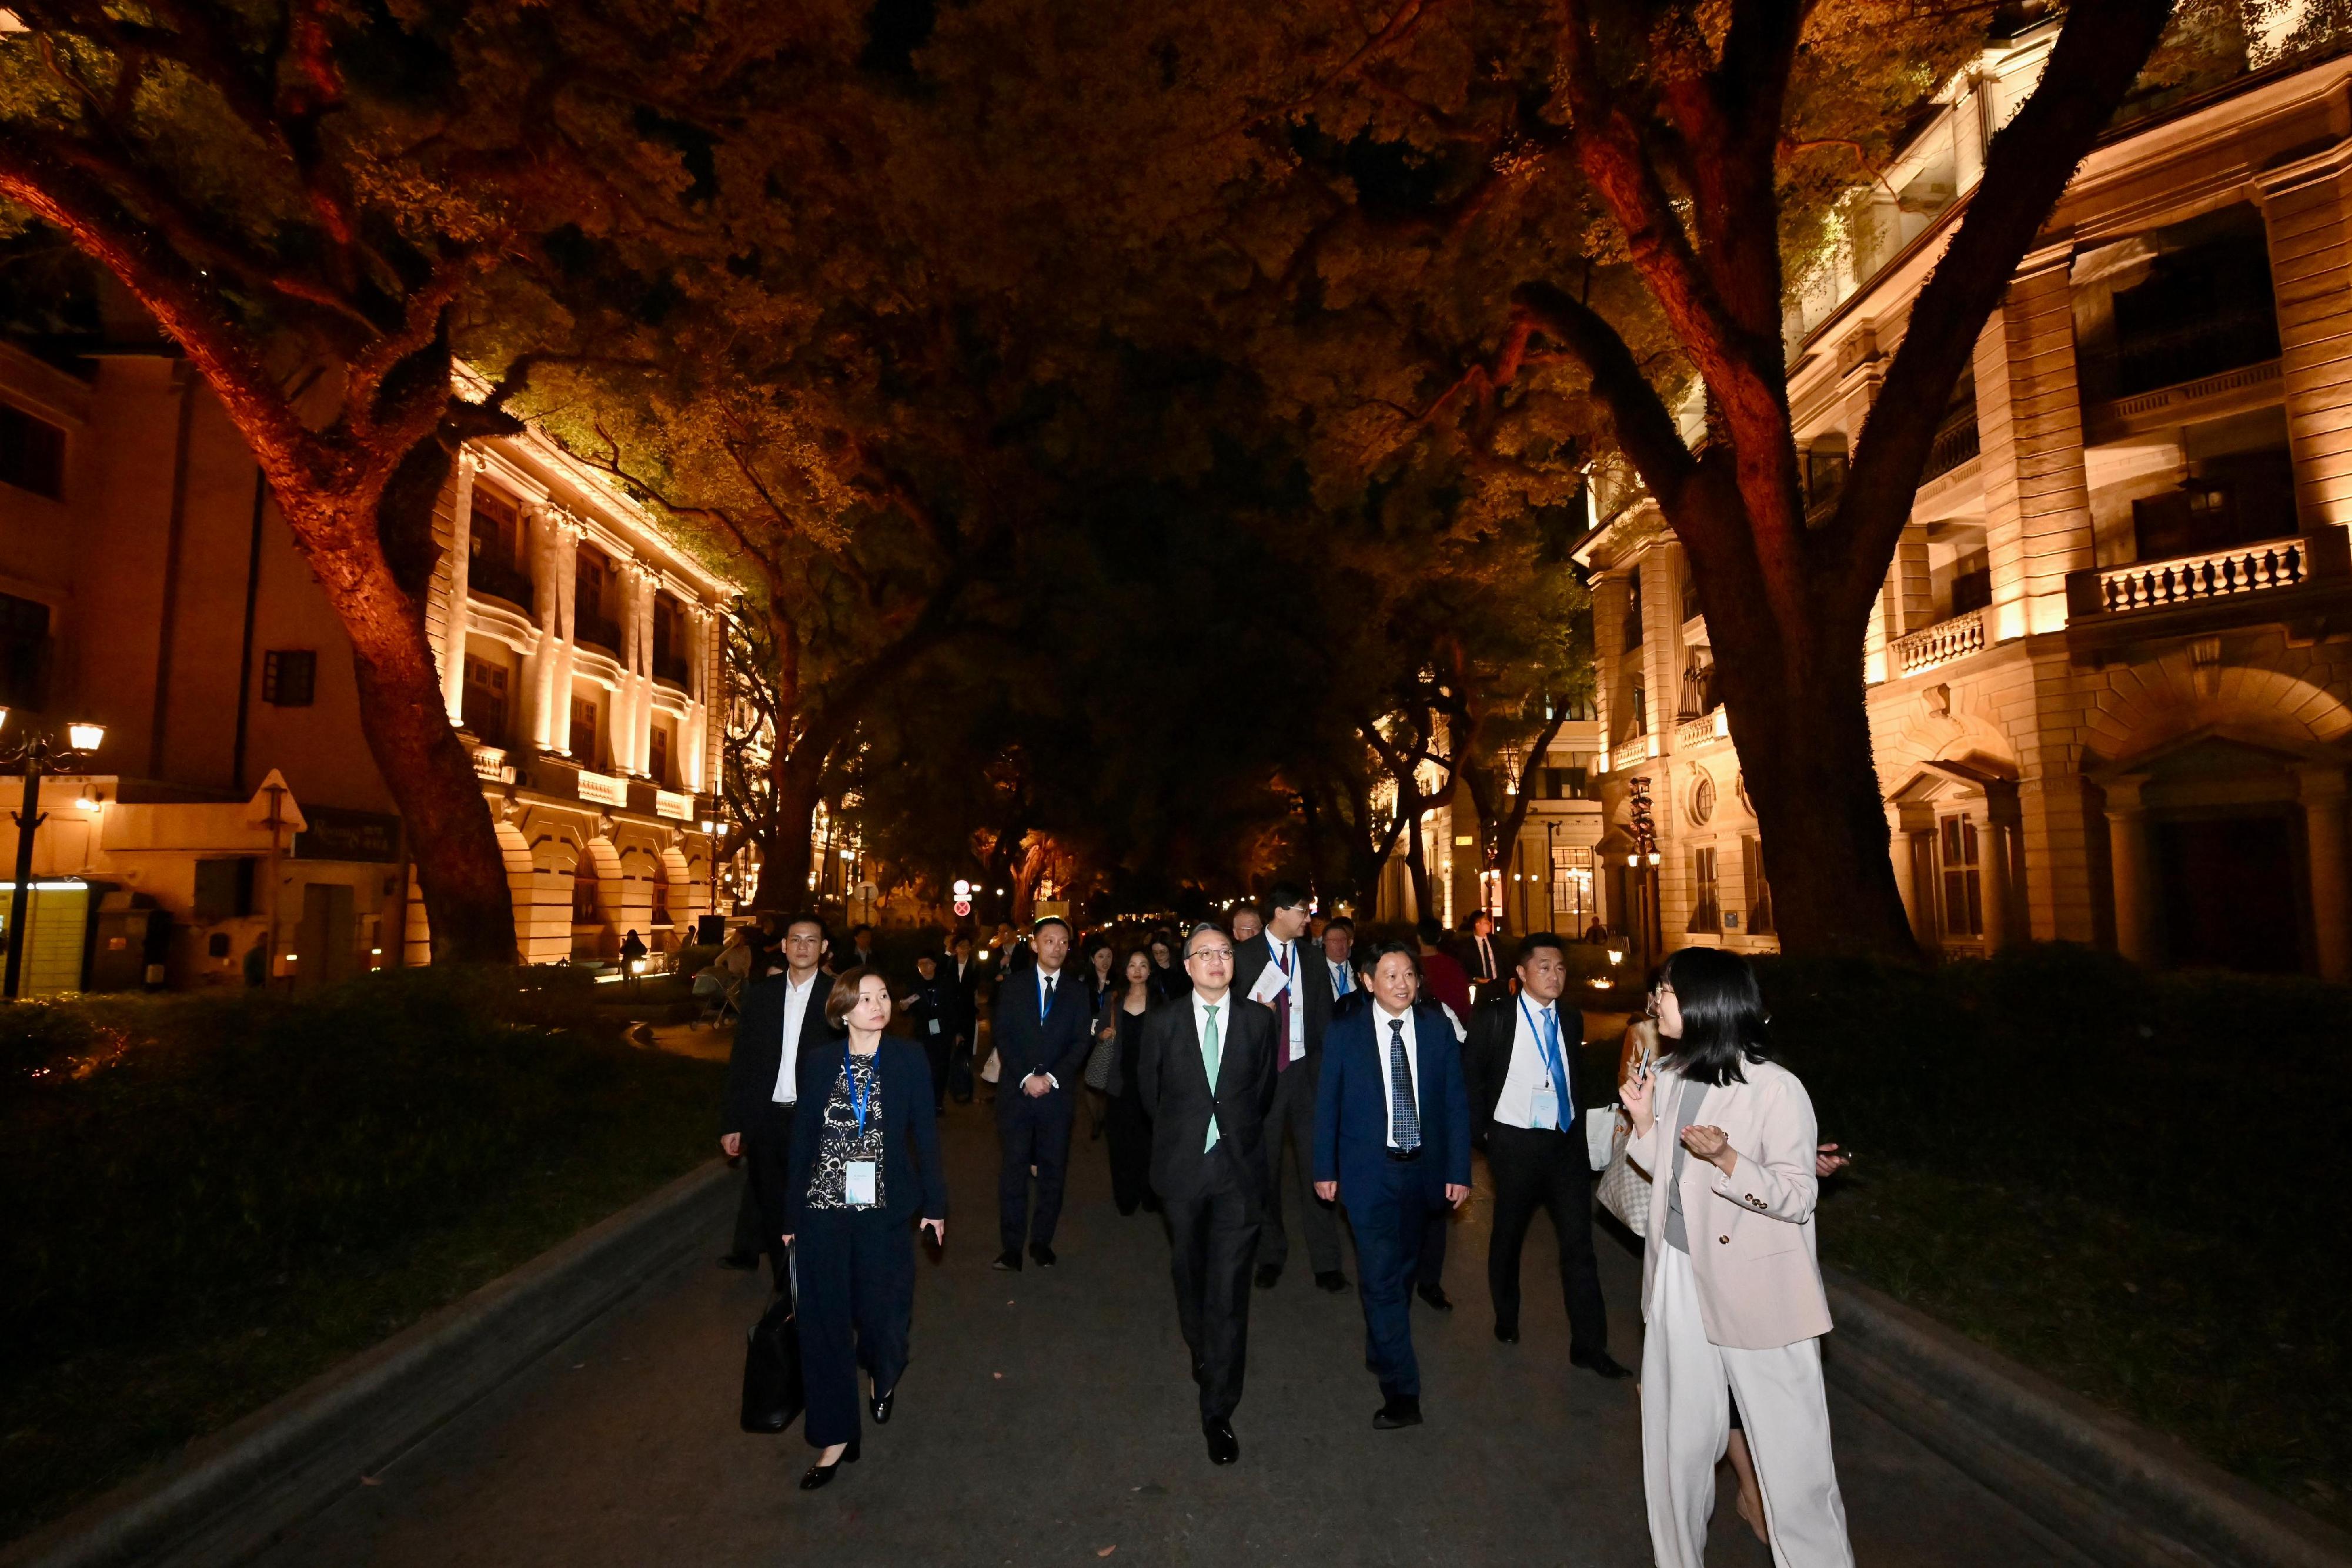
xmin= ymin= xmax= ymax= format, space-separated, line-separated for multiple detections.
xmin=716 ymin=1252 xmax=758 ymax=1271
xmin=1030 ymin=1242 xmax=1057 ymax=1268
xmin=871 ymin=1385 xmax=895 ymax=1424
xmin=1494 ymin=1321 xmax=1519 ymax=1344
xmin=992 ymin=1250 xmax=1022 ymax=1271
xmin=1204 ymin=1417 xmax=1239 ymax=1465
xmin=799 ymin=1439 xmax=860 ymax=1490
xmin=1314 ymin=1270 xmax=1352 ymax=1293
xmin=1372 ymin=1395 xmax=1424 ymax=1429
xmin=1254 ymin=1263 xmax=1281 ymax=1289
xmin=1571 ymin=1346 xmax=1633 ymax=1380
xmin=1416 ymin=1283 xmax=1453 ymax=1311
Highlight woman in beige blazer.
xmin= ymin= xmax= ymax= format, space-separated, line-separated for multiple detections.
xmin=1621 ymin=948 xmax=1852 ymax=1568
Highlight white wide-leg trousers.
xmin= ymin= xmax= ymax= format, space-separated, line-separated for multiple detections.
xmin=1640 ymin=1245 xmax=1854 ymax=1568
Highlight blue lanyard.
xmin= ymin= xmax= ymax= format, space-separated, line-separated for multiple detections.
xmin=847 ymin=1056 xmax=870 ymax=1138
xmin=1520 ymin=997 xmax=1566 ymax=1089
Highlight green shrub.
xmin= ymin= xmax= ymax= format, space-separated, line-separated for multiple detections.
xmin=0 ymin=967 xmax=717 ymax=1368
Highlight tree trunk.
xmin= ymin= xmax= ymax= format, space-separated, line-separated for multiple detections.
xmin=1404 ymin=806 xmax=1431 ymax=924
xmin=753 ymin=751 xmax=822 ymax=911
xmin=1708 ymin=613 xmax=1913 ymax=957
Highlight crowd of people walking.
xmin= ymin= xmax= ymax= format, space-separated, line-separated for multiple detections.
xmin=716 ymin=892 xmax=1855 ymax=1564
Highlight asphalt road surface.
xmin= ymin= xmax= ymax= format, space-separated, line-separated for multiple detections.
xmin=253 ymin=1091 xmax=2086 ymax=1568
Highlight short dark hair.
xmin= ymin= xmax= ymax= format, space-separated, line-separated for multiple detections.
xmin=783 ymin=913 xmax=828 ymax=944
xmin=1368 ymin=940 xmax=1421 ymax=981
xmin=1515 ymin=931 xmax=1568 ymax=966
xmin=1182 ymin=922 xmax=1234 ymax=960
xmin=1229 ymin=901 xmax=1262 ymax=921
xmin=1264 ymin=881 xmax=1308 ymax=912
xmin=1656 ymin=947 xmax=1772 ymax=1086
xmin=1032 ymin=915 xmax=1072 ymax=940
xmin=850 ymin=924 xmax=874 ymax=941
xmin=951 ymin=931 xmax=974 ymax=949
xmin=1415 ymin=916 xmax=1443 ymax=946
xmin=824 ymin=967 xmax=886 ymax=1028
xmin=1083 ymin=935 xmax=1113 ymax=960
xmin=1324 ymin=915 xmax=1355 ymax=933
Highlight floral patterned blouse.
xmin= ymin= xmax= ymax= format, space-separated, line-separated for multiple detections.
xmin=805 ymin=1051 xmax=887 ymax=1210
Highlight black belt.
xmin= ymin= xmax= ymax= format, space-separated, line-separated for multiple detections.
xmin=1385 ymin=1146 xmax=1423 ymax=1163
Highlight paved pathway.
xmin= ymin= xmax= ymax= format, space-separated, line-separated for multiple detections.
xmin=255 ymin=1091 xmax=2085 ymax=1567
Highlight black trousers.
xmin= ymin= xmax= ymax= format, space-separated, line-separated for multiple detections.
xmin=743 ymin=1102 xmax=799 ymax=1292
xmin=729 ymin=1170 xmax=764 ymax=1259
xmin=1164 ymin=1152 xmax=1259 ymax=1421
xmin=922 ymin=1031 xmax=951 ymax=1112
xmin=997 ymin=1087 xmax=1075 ymax=1253
xmin=794 ymin=1206 xmax=914 ymax=1449
xmin=1105 ymin=1088 xmax=1153 ymax=1215
xmin=1260 ymin=1065 xmax=1342 ymax=1274
xmin=948 ymin=1034 xmax=974 ymax=1102
xmin=1418 ymin=1204 xmax=1449 ymax=1293
xmin=1485 ymin=1124 xmax=1610 ymax=1351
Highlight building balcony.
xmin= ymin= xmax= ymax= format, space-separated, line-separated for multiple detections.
xmin=1920 ymin=409 xmax=1979 ymax=483
xmin=1611 ymin=733 xmax=1653 ymax=773
xmin=1675 ymin=707 xmax=1729 ymax=751
xmin=467 ymin=557 xmax=536 ymax=614
xmin=2064 ymin=529 xmax=2352 ymax=657
xmin=467 ymin=741 xmax=516 ymax=784
xmin=2083 ymin=357 xmax=2281 ymax=446
xmin=574 ymin=609 xmax=624 ymax=655
xmin=1891 ymin=606 xmax=1986 ymax=678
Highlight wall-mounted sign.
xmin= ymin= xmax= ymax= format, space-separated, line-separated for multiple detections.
xmin=577 ymin=770 xmax=629 ymax=807
xmin=292 ymin=805 xmax=403 ymax=863
xmin=654 ymin=788 xmax=694 ymax=821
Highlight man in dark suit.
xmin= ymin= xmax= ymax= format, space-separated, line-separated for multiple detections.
xmin=1455 ymin=910 xmax=1503 ymax=1002
xmin=901 ymin=952 xmax=951 ymax=1111
xmin=720 ymin=914 xmax=835 ymax=1292
xmin=1314 ymin=941 xmax=1472 ymax=1429
xmin=1231 ymin=881 xmax=1347 ymax=1294
xmin=990 ymin=916 xmax=1091 ymax=1269
xmin=1462 ymin=932 xmax=1629 ymax=1378
xmin=941 ymin=931 xmax=982 ymax=1102
xmin=842 ymin=923 xmax=881 ymax=975
xmin=1137 ymin=922 xmax=1279 ymax=1465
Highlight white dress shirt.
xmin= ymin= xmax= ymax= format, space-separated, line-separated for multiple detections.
xmin=771 ymin=971 xmax=818 ymax=1104
xmin=1327 ymin=955 xmax=1353 ymax=996
xmin=1028 ymin=964 xmax=1065 ymax=1088
xmin=1265 ymin=937 xmax=1306 ymax=1062
xmin=1493 ymin=997 xmax=1567 ymax=1130
xmin=1371 ymin=1001 xmax=1424 ymax=1151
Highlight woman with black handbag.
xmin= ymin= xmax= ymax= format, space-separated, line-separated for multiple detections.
xmin=781 ymin=968 xmax=948 ymax=1491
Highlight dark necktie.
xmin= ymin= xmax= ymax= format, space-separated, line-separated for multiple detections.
xmin=1387 ymin=1018 xmax=1420 ymax=1152
xmin=1041 ymin=974 xmax=1055 ymax=1022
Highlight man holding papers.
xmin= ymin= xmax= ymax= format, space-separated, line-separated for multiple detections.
xmin=1231 ymin=881 xmax=1347 ymax=1294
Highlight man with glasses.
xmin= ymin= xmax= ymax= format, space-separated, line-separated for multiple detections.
xmin=1137 ymin=923 xmax=1279 ymax=1465
xmin=1463 ymin=932 xmax=1628 ymax=1378
xmin=1232 ymin=881 xmax=1347 ymax=1293
xmin=721 ymin=915 xmax=834 ymax=1293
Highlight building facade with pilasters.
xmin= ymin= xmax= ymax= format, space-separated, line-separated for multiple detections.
xmin=1579 ymin=38 xmax=2352 ymax=982
xmin=0 ymin=323 xmax=730 ymax=991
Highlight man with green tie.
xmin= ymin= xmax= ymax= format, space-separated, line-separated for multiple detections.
xmin=1136 ymin=922 xmax=1279 ymax=1466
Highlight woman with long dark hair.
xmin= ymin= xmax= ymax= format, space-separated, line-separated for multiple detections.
xmin=1098 ymin=946 xmax=1162 ymax=1215
xmin=1619 ymin=947 xmax=1850 ymax=1567
xmin=1080 ymin=936 xmax=1118 ymax=1139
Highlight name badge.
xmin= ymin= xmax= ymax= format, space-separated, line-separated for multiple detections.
xmin=928 ymin=1018 xmax=941 ymax=1035
xmin=1529 ymin=1085 xmax=1559 ymax=1128
xmin=845 ymin=1160 xmax=878 ymax=1207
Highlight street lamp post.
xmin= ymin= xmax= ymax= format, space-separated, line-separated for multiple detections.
xmin=2 ymin=710 xmax=107 ymax=999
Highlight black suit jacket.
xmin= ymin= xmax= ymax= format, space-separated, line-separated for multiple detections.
xmin=940 ymin=957 xmax=982 ymax=1042
xmin=1231 ymin=931 xmax=1333 ymax=1082
xmin=784 ymin=1038 xmax=949 ymax=1228
xmin=989 ymin=964 xmax=1091 ymax=1105
xmin=1461 ymin=994 xmax=1587 ymax=1145
xmin=1135 ymin=995 xmax=1279 ymax=1213
xmin=723 ymin=967 xmax=837 ymax=1136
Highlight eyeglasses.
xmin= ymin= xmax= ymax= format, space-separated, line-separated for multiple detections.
xmin=1189 ymin=947 xmax=1235 ymax=961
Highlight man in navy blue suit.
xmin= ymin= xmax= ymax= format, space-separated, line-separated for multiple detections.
xmin=1315 ymin=940 xmax=1472 ymax=1429
xmin=990 ymin=916 xmax=1091 ymax=1269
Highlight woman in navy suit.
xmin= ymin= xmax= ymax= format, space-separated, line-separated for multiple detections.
xmin=782 ymin=968 xmax=948 ymax=1490
xmin=1312 ymin=941 xmax=1472 ymax=1430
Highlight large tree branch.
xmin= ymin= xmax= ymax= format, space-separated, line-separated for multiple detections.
xmin=1509 ymin=282 xmax=1699 ymax=511
xmin=1825 ymin=0 xmax=2175 ymax=620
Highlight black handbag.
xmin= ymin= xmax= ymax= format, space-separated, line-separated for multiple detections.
xmin=740 ymin=1266 xmax=804 ymax=1433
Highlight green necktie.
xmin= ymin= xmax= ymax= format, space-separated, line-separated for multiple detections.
xmin=1201 ymin=1003 xmax=1221 ymax=1152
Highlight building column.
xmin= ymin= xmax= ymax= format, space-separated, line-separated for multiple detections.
xmin=439 ymin=453 xmax=479 ymax=724
xmin=2255 ymin=146 xmax=2352 ymax=534
xmin=631 ymin=569 xmax=657 ymax=776
xmin=1888 ymin=801 xmax=1935 ymax=950
xmin=2103 ymin=774 xmax=2157 ymax=968
xmin=1970 ymin=798 xmax=2011 ymax=952
xmin=1973 ymin=243 xmax=2095 ymax=643
xmin=550 ymin=517 xmax=580 ymax=757
xmin=2298 ymin=763 xmax=2351 ymax=983
xmin=682 ymin=605 xmax=710 ymax=791
xmin=1984 ymin=781 xmax=2023 ymax=953
xmin=524 ymin=504 xmax=562 ymax=751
